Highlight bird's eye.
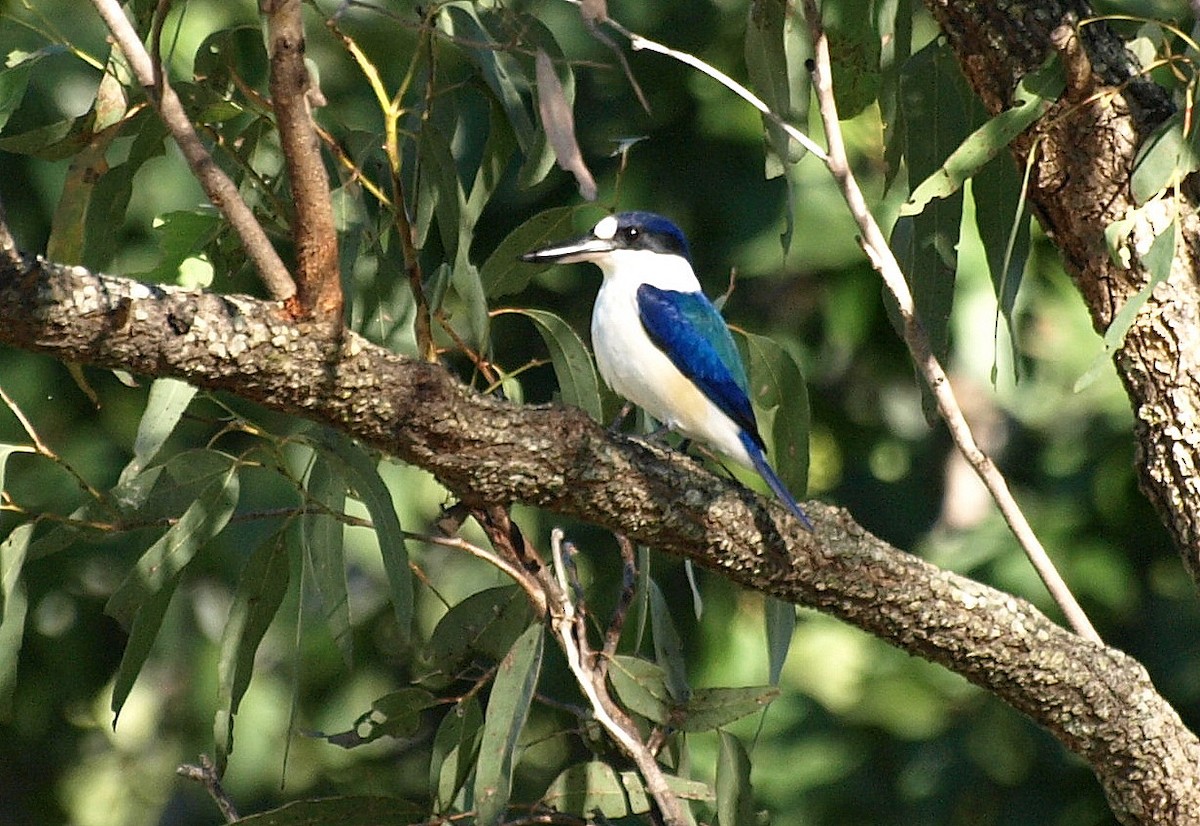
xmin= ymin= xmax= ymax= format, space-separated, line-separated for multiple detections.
xmin=622 ymin=227 xmax=639 ymax=241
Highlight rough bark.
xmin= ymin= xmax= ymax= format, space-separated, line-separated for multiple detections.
xmin=0 ymin=250 xmax=1197 ymax=823
xmin=923 ymin=0 xmax=1200 ymax=592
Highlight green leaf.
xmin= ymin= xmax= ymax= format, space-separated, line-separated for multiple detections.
xmin=111 ymin=570 xmax=183 ymax=723
xmin=649 ymin=579 xmax=690 ymax=703
xmin=543 ymin=760 xmax=645 ymax=818
xmin=901 ymin=62 xmax=1061 ymax=216
xmin=117 ymin=378 xmax=197 ymax=489
xmin=417 ymin=118 xmax=463 ymax=261
xmin=675 ymin=685 xmax=780 ymax=732
xmin=317 ymin=687 xmax=438 ymax=749
xmin=740 ymin=330 xmax=810 ymax=498
xmin=823 ymin=0 xmax=882 ymax=118
xmin=474 ymin=622 xmax=544 ymax=826
xmin=132 ymin=210 xmax=222 ymax=284
xmin=716 ymin=731 xmax=755 ymax=826
xmin=418 ymin=586 xmax=535 ymax=688
xmin=607 ymin=655 xmax=671 ymax=725
xmin=214 ymin=529 xmax=291 ymax=772
xmin=1076 ymin=221 xmax=1176 ymax=392
xmin=0 ymin=47 xmax=63 ymax=133
xmin=449 ymin=255 xmax=490 ymax=355
xmin=229 ymin=796 xmax=426 ymax=825
xmin=430 ymin=698 xmax=483 ymax=809
xmin=973 ymin=149 xmax=1032 ymax=377
xmin=105 ymin=453 xmax=240 ymax=627
xmin=763 ymin=596 xmax=795 ymax=685
xmin=312 ymin=429 xmax=412 ymax=644
xmin=439 ymin=4 xmax=534 ymax=152
xmin=480 ymin=207 xmax=579 ymax=299
xmin=0 ymin=523 xmax=33 ymax=717
xmin=891 ymin=41 xmax=974 ymax=412
xmin=301 ymin=451 xmax=353 ymax=667
xmin=1131 ymin=111 xmax=1200 ymax=205
xmin=494 ymin=308 xmax=603 ymax=421
xmin=746 ymin=0 xmax=809 ymax=176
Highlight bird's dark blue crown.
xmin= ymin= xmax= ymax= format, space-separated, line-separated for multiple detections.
xmin=607 ymin=211 xmax=692 ymax=263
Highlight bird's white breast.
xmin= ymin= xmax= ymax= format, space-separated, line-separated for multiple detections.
xmin=588 ymin=249 xmax=752 ymax=467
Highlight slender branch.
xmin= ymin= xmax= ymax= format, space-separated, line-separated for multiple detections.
xmin=263 ymin=0 xmax=342 ymax=320
xmin=89 ymin=0 xmax=296 ymax=301
xmin=177 ymin=755 xmax=240 ymax=823
xmin=545 ymin=529 xmax=686 ymax=826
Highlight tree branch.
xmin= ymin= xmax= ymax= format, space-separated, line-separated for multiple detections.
xmin=262 ymin=0 xmax=343 ymax=321
xmin=0 ymin=242 xmax=1196 ymax=823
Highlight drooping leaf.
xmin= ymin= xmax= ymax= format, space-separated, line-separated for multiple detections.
xmin=110 ymin=569 xmax=183 ymax=723
xmin=418 ymin=585 xmax=536 ymax=688
xmin=105 ymin=452 xmax=240 ymax=627
xmin=301 ymin=451 xmax=353 ymax=667
xmin=823 ymin=0 xmax=882 ymax=118
xmin=493 ymin=308 xmax=603 ymax=421
xmin=312 ymin=428 xmax=412 ymax=643
xmin=891 ymin=41 xmax=975 ymax=414
xmin=674 ymin=685 xmax=780 ymax=732
xmin=480 ymin=207 xmax=579 ymax=299
xmin=315 ymin=687 xmax=438 ymax=750
xmin=1131 ymin=110 xmax=1200 ymax=205
xmin=716 ymin=731 xmax=755 ymax=826
xmin=228 ymin=796 xmax=425 ymax=825
xmin=214 ymin=529 xmax=291 ymax=772
xmin=534 ymin=48 xmax=596 ymax=200
xmin=607 ymin=655 xmax=671 ymax=725
xmin=474 ymin=622 xmax=544 ymax=826
xmin=132 ymin=210 xmax=222 ymax=284
xmin=1075 ymin=221 xmax=1177 ymax=392
xmin=430 ymin=698 xmax=484 ymax=809
xmin=116 ymin=378 xmax=198 ymax=490
xmin=439 ymin=3 xmax=534 ymax=152
xmin=739 ymin=330 xmax=810 ymax=499
xmin=763 ymin=596 xmax=795 ymax=686
xmin=0 ymin=46 xmax=64 ymax=133
xmin=0 ymin=523 xmax=33 ymax=717
xmin=543 ymin=760 xmax=642 ymax=818
xmin=649 ymin=578 xmax=690 ymax=703
xmin=745 ymin=0 xmax=809 ymax=177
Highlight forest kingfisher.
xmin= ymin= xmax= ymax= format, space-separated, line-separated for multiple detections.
xmin=521 ymin=211 xmax=813 ymax=530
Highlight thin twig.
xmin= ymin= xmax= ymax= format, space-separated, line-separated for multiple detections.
xmin=177 ymin=755 xmax=240 ymax=823
xmin=797 ymin=0 xmax=1099 ymax=642
xmin=545 ymin=529 xmax=686 ymax=826
xmin=89 ymin=0 xmax=296 ymax=301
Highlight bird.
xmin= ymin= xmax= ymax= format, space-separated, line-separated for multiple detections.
xmin=521 ymin=211 xmax=813 ymax=530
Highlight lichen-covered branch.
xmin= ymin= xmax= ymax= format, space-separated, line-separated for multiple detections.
xmin=0 ymin=248 xmax=1196 ymax=823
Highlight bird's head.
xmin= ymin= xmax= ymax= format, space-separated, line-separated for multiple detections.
xmin=520 ymin=212 xmax=693 ymax=274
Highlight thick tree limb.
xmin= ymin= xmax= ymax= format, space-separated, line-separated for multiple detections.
xmin=0 ymin=247 xmax=1196 ymax=823
xmin=921 ymin=1 xmax=1200 ymax=590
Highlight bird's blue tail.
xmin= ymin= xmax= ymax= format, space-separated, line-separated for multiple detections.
xmin=739 ymin=430 xmax=814 ymax=531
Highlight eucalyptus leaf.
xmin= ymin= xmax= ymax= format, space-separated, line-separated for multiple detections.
xmin=0 ymin=523 xmax=33 ymax=716
xmin=716 ymin=731 xmax=755 ymax=826
xmin=214 ymin=529 xmax=291 ymax=771
xmin=480 ymin=207 xmax=579 ymax=299
xmin=301 ymin=452 xmax=353 ymax=667
xmin=474 ymin=622 xmax=543 ymax=826
xmin=494 ymin=308 xmax=603 ymax=421
xmin=430 ymin=698 xmax=483 ymax=809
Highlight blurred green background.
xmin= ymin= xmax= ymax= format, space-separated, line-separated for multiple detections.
xmin=0 ymin=1 xmax=1196 ymax=824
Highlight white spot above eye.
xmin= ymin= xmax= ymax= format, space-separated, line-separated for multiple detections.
xmin=593 ymin=214 xmax=618 ymax=240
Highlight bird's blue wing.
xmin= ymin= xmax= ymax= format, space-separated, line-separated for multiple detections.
xmin=636 ymin=284 xmax=760 ymax=442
